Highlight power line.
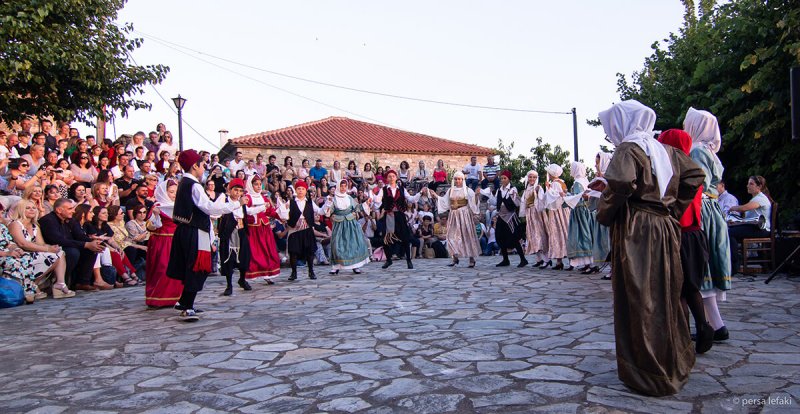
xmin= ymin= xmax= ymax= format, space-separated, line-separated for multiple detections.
xmin=138 ymin=34 xmax=397 ymax=128
xmin=130 ymin=28 xmax=572 ymax=116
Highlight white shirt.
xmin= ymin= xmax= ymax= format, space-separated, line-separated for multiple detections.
xmin=229 ymin=159 xmax=247 ymax=176
xmin=463 ymin=163 xmax=482 ymax=180
xmin=745 ymin=192 xmax=772 ymax=232
xmin=158 ymin=142 xmax=179 ymax=160
xmin=185 ymin=174 xmax=240 ymax=223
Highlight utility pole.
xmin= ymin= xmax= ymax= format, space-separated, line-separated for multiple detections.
xmin=572 ymin=108 xmax=579 ymax=161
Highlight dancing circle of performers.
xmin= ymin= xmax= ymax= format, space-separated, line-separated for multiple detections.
xmin=159 ymin=102 xmax=735 ymax=396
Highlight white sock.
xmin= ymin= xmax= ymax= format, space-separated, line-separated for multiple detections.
xmin=703 ymin=296 xmax=725 ymax=330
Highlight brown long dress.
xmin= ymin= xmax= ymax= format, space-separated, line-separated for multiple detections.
xmin=596 ymin=142 xmax=705 ymax=396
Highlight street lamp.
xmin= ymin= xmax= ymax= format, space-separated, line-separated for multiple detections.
xmin=171 ymin=94 xmax=187 ymax=151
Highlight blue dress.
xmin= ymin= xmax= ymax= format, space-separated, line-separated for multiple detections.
xmin=690 ymin=147 xmax=732 ymax=292
xmin=330 ymin=196 xmax=370 ymax=270
xmin=588 ymin=197 xmax=610 ymax=263
xmin=567 ymin=182 xmax=594 ymax=263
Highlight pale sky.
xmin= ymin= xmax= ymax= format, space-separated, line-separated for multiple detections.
xmin=76 ymin=0 xmax=686 ymax=162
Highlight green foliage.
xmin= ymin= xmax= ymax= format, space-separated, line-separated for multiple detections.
xmin=0 ymin=0 xmax=169 ymax=126
xmin=495 ymin=137 xmax=574 ymax=191
xmin=616 ymin=0 xmax=800 ymax=222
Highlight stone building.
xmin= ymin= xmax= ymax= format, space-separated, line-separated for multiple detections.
xmin=219 ymin=117 xmax=495 ymax=174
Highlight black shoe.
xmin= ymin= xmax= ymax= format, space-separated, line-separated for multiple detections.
xmin=540 ymin=261 xmax=552 ymax=269
xmin=564 ymin=265 xmax=575 ymax=271
xmin=382 ymin=260 xmax=393 ymax=269
xmin=174 ymin=303 xmax=204 ymax=313
xmin=517 ymin=259 xmax=529 ymax=268
xmin=309 ymin=272 xmax=317 ymax=280
xmin=601 ymin=274 xmax=611 ymax=280
xmin=238 ymin=279 xmax=252 ymax=291
xmin=353 ymin=268 xmax=362 ymax=274
xmin=288 ymin=272 xmax=297 ymax=281
xmin=407 ymin=260 xmax=413 ymax=269
xmin=222 ymin=286 xmax=232 ymax=296
xmin=496 ymin=260 xmax=510 ymax=267
xmin=713 ymin=326 xmax=729 ymax=341
xmin=533 ymin=260 xmax=545 ymax=268
xmin=696 ymin=322 xmax=714 ymax=354
xmin=468 ymin=259 xmax=476 ymax=268
xmin=329 ymin=270 xmax=339 ymax=275
xmin=447 ymin=259 xmax=459 ymax=267
xmin=179 ymin=309 xmax=199 ymax=322
xmin=266 ymin=279 xmax=275 ymax=285
xmin=553 ymin=263 xmax=564 ymax=271
xmin=579 ymin=265 xmax=591 ymax=273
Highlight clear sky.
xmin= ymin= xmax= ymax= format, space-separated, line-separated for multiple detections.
xmin=77 ymin=0 xmax=686 ymax=163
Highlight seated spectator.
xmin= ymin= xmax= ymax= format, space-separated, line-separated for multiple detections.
xmin=481 ymin=155 xmax=500 ymax=190
xmin=108 ymin=205 xmax=145 ymax=284
xmin=8 ymin=199 xmax=74 ymax=300
xmin=482 ymin=216 xmax=500 ymax=256
xmin=22 ymin=184 xmax=46 ymax=217
xmin=313 ymin=214 xmax=332 ymax=265
xmin=375 ymin=166 xmax=385 ymax=184
xmin=82 ymin=205 xmax=119 ymax=289
xmin=728 ymin=175 xmax=774 ymax=274
xmin=431 ymin=214 xmax=449 ymax=258
xmin=39 ymin=199 xmax=104 ymax=291
xmin=43 ymin=184 xmax=60 ymax=214
xmin=361 ymin=162 xmax=374 ymax=187
xmin=413 ymin=160 xmax=429 ymax=185
xmin=309 ymin=159 xmax=328 ymax=185
xmin=717 ymin=179 xmax=739 ymax=217
xmin=21 ymin=143 xmax=47 ymax=172
xmin=398 ymin=161 xmax=411 ymax=185
xmin=6 ymin=158 xmax=40 ymax=197
xmin=90 ymin=181 xmax=118 ymax=208
xmin=431 ymin=160 xmax=447 ymax=191
xmin=125 ymin=204 xmax=151 ymax=248
xmin=115 ymin=164 xmax=137 ymax=204
xmin=418 ymin=216 xmax=434 ymax=255
xmin=271 ymin=218 xmax=288 ymax=264
xmin=463 ymin=156 xmax=483 ymax=190
xmin=328 ymin=160 xmax=345 ymax=184
xmin=125 ymin=181 xmax=154 ymax=220
xmin=68 ymin=182 xmax=92 ymax=206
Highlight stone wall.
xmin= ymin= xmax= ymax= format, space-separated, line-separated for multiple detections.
xmin=237 ymin=147 xmax=490 ymax=174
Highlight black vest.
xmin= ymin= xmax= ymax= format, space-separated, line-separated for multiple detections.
xmin=288 ymin=198 xmax=315 ymax=228
xmin=381 ymin=186 xmax=407 ymax=213
xmin=173 ymin=177 xmax=211 ymax=232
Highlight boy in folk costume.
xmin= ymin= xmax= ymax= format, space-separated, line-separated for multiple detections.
xmin=218 ymin=178 xmax=252 ymax=296
xmin=277 ymin=181 xmax=330 ymax=281
xmin=482 ymin=170 xmax=528 ymax=267
xmin=374 ymin=169 xmax=422 ymax=269
xmin=167 ymin=150 xmax=242 ymax=322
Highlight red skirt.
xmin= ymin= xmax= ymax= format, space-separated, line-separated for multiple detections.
xmin=245 ymin=224 xmax=281 ymax=279
xmin=145 ymin=232 xmax=184 ymax=307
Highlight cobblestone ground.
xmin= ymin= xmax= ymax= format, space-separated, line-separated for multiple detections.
xmin=1 ymin=259 xmax=799 ymax=414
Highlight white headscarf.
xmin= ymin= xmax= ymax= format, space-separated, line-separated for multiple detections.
xmin=154 ymin=179 xmax=176 ymax=218
xmin=545 ymin=164 xmax=563 ymax=178
xmin=596 ymin=152 xmax=612 ymax=175
xmin=570 ymin=161 xmax=589 ymax=191
xmin=598 ymin=100 xmax=673 ymax=199
xmin=684 ymin=107 xmax=722 ymax=154
xmin=334 ymin=179 xmax=352 ymax=210
xmin=245 ymin=174 xmax=265 ymax=205
xmin=523 ymin=170 xmax=539 ymax=189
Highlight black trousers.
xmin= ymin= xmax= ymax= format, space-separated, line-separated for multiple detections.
xmin=729 ymin=224 xmax=769 ymax=274
xmin=64 ymin=247 xmax=97 ymax=287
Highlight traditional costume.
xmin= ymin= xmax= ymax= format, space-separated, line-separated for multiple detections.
xmin=587 ymin=152 xmax=612 ymax=275
xmin=684 ymin=107 xmax=732 ymax=341
xmin=542 ymin=164 xmax=570 ymax=269
xmin=276 ymin=181 xmax=330 ymax=280
xmin=597 ymin=100 xmax=705 ymax=396
xmin=520 ymin=170 xmax=549 ymax=266
xmin=218 ymin=178 xmax=252 ymax=296
xmin=243 ymin=175 xmax=281 ymax=281
xmin=374 ymin=171 xmax=421 ymax=269
xmin=328 ymin=179 xmax=370 ymax=274
xmin=659 ymin=129 xmax=714 ymax=354
xmin=484 ymin=170 xmax=528 ymax=267
xmin=144 ymin=180 xmax=184 ymax=307
xmin=565 ymin=161 xmax=594 ymax=271
xmin=436 ymin=172 xmax=481 ymax=266
xmin=167 ymin=150 xmax=240 ymax=321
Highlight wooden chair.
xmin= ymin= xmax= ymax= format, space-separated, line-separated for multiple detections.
xmin=742 ymin=202 xmax=778 ymax=273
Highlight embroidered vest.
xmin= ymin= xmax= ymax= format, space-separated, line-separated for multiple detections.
xmin=173 ymin=177 xmax=210 ymax=232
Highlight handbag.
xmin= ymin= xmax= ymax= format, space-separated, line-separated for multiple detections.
xmin=0 ymin=277 xmax=25 ymax=308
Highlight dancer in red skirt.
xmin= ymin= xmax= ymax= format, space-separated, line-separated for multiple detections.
xmin=144 ymin=179 xmax=184 ymax=307
xmin=243 ymin=174 xmax=281 ymax=283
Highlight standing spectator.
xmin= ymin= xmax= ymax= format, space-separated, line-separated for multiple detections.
xmin=462 ymin=156 xmax=483 ymax=190
xmin=282 ymin=156 xmax=296 ymax=191
xmin=481 ymin=155 xmax=500 ymax=190
xmin=39 ymin=199 xmax=105 ymax=291
xmin=40 ymin=120 xmax=57 ymax=152
xmin=15 ymin=131 xmax=32 ymax=157
xmin=157 ymin=131 xmax=178 ymax=161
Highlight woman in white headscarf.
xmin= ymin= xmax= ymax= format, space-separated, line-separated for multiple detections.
xmin=242 ymin=174 xmax=281 ymax=284
xmin=519 ymin=170 xmax=548 ymax=266
xmin=587 ymin=152 xmax=612 ymax=276
xmin=327 ymin=179 xmax=371 ymax=274
xmin=566 ymin=161 xmax=594 ymax=272
xmin=597 ymin=100 xmax=705 ymax=397
xmin=145 ymin=179 xmax=184 ymax=307
xmin=684 ymin=107 xmax=732 ymax=341
xmin=540 ymin=164 xmax=569 ymax=270
xmin=432 ymin=171 xmax=481 ymax=267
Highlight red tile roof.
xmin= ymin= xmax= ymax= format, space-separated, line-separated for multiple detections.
xmin=228 ymin=117 xmax=495 ymax=156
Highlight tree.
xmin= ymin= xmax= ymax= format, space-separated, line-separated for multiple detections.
xmin=495 ymin=137 xmax=574 ymax=191
xmin=615 ymin=0 xmax=800 ymax=221
xmin=0 ymin=0 xmax=169 ymax=126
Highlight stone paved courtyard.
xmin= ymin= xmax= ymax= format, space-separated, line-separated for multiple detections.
xmin=1 ymin=259 xmax=799 ymax=414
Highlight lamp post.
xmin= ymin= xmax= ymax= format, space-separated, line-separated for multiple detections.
xmin=171 ymin=94 xmax=187 ymax=151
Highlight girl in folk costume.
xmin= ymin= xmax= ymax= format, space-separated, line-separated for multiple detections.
xmin=277 ymin=181 xmax=330 ymax=281
xmin=597 ymin=100 xmax=705 ymax=396
xmin=145 ymin=180 xmax=184 ymax=308
xmin=167 ymin=150 xmax=242 ymax=322
xmin=586 ymin=152 xmax=612 ymax=276
xmin=520 ymin=170 xmax=549 ymax=267
xmin=540 ymin=164 xmax=569 ymax=270
xmin=684 ymin=108 xmax=732 ymax=342
xmin=242 ymin=174 xmax=281 ymax=284
xmin=218 ymin=178 xmax=253 ymax=296
xmin=658 ymin=129 xmax=714 ymax=354
xmin=482 ymin=170 xmax=528 ymax=267
xmin=328 ymin=179 xmax=371 ymax=275
xmin=565 ymin=161 xmax=594 ymax=272
xmin=431 ymin=171 xmax=481 ymax=268
xmin=374 ymin=170 xmax=422 ymax=269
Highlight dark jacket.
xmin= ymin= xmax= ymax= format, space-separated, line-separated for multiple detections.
xmin=40 ymin=212 xmax=91 ymax=249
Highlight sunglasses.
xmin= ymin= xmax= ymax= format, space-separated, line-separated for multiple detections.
xmin=20 ymin=163 xmax=29 ymax=167
xmin=80 ymin=157 xmax=89 ymax=160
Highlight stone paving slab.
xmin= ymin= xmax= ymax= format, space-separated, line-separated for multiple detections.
xmin=1 ymin=259 xmax=799 ymax=413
